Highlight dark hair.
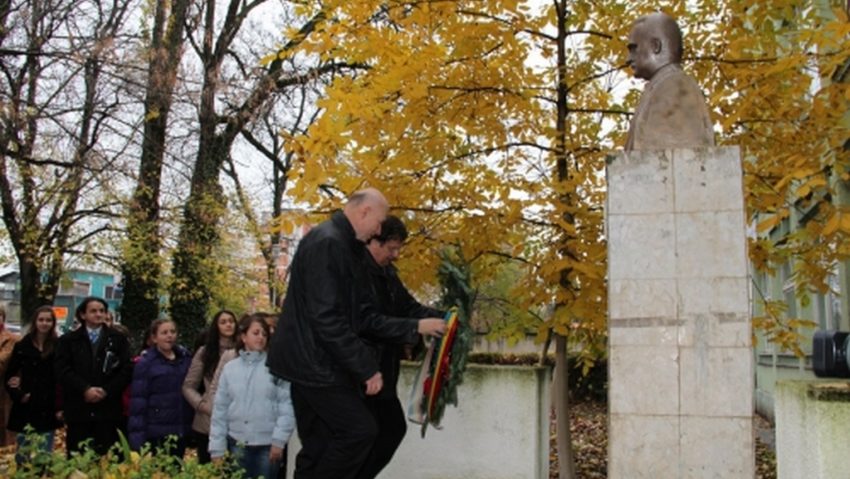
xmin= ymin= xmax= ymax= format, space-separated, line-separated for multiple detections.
xmin=236 ymin=313 xmax=271 ymax=352
xmin=27 ymin=305 xmax=58 ymax=358
xmin=201 ymin=310 xmax=237 ymax=379
xmin=371 ymin=215 xmax=408 ymax=244
xmin=254 ymin=311 xmax=278 ymax=330
xmin=75 ymin=296 xmax=108 ymax=322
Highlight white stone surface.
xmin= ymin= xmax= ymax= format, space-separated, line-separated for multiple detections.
xmin=677 ymin=277 xmax=750 ymax=347
xmin=680 ymin=416 xmax=754 ymax=478
xmin=776 ymin=380 xmax=850 ymax=479
xmin=287 ymin=364 xmax=552 ymax=479
xmin=677 ymin=277 xmax=749 ymax=316
xmin=609 ymin=345 xmax=679 ymax=415
xmin=607 ymin=213 xmax=676 ymax=280
xmin=673 ymin=147 xmax=744 ymax=213
xmin=382 ymin=364 xmax=550 ymax=479
xmin=609 ymin=323 xmax=679 ymax=346
xmin=607 ymin=150 xmax=674 ymax=214
xmin=678 ymin=313 xmax=751 ymax=348
xmin=675 ymin=211 xmax=748 ymax=278
xmin=679 ymin=346 xmax=754 ymax=417
xmin=609 ymin=278 xmax=678 ymax=321
xmin=609 ymin=414 xmax=680 ymax=479
xmin=607 ymin=147 xmax=754 ymax=479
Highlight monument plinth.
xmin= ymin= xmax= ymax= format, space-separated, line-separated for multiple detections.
xmin=606 ymin=146 xmax=754 ymax=478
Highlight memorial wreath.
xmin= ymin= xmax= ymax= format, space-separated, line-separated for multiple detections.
xmin=407 ymin=254 xmax=474 ymax=436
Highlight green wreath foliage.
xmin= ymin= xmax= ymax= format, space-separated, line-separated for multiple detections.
xmin=419 ymin=250 xmax=476 ymax=435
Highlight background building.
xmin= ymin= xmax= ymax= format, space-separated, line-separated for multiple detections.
xmin=0 ymin=266 xmax=121 ymax=332
xmin=752 ymin=174 xmax=850 ymax=421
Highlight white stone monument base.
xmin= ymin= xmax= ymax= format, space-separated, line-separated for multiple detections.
xmin=286 ymin=363 xmax=551 ymax=479
xmin=606 ymin=147 xmax=754 ymax=478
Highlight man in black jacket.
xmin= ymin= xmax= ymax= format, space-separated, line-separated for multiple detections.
xmin=356 ymin=215 xmax=445 ymax=479
xmin=267 ymin=188 xmax=445 ymax=479
xmin=55 ymin=296 xmax=132 ymax=456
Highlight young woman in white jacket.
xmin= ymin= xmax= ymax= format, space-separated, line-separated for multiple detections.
xmin=209 ymin=314 xmax=295 ymax=479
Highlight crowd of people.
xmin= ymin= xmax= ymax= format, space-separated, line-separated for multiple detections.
xmin=0 ymin=188 xmax=447 ymax=479
xmin=0 ymin=298 xmax=293 ymax=478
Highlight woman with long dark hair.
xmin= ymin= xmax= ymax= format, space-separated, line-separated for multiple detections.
xmin=182 ymin=310 xmax=237 ymax=463
xmin=5 ymin=306 xmax=61 ymax=461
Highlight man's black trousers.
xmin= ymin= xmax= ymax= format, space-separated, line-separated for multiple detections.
xmin=291 ymin=383 xmax=377 ymax=479
xmin=355 ymin=396 xmax=407 ymax=479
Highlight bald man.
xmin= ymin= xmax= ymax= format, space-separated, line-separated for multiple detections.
xmin=625 ymin=12 xmax=715 ymax=151
xmin=267 ymin=188 xmax=445 ymax=479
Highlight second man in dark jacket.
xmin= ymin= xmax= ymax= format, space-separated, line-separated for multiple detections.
xmin=357 ymin=215 xmax=446 ymax=479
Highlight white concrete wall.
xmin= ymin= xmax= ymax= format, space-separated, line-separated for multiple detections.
xmin=776 ymin=380 xmax=850 ymax=479
xmin=472 ymin=333 xmax=540 ymax=354
xmin=286 ymin=363 xmax=551 ymax=479
xmin=607 ymin=147 xmax=755 ymax=478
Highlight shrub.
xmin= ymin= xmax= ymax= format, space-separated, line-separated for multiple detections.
xmin=10 ymin=428 xmax=242 ymax=479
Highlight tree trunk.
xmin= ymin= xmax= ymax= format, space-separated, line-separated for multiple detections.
xmin=170 ymin=6 xmax=327 ymax=334
xmin=554 ymin=334 xmax=576 ymax=479
xmin=169 ymin=138 xmax=227 ymax=343
xmin=0 ymin=0 xmax=120 ymax=326
xmin=120 ymin=0 xmax=190 ymax=344
xmin=18 ymin=256 xmax=49 ymax=325
xmin=169 ymin=0 xmax=227 ymax=342
xmin=554 ymin=2 xmax=578 ymax=477
xmin=269 ymin=146 xmax=285 ymax=308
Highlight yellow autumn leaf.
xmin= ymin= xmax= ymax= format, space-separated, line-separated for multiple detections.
xmin=757 ymin=215 xmax=782 ymax=233
xmin=840 ymin=213 xmax=850 ymax=234
xmin=795 ymin=176 xmax=827 ymax=199
xmin=822 ymin=211 xmax=841 ymax=236
xmin=259 ymin=52 xmax=278 ymax=66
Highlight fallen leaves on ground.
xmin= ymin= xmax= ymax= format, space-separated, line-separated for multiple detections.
xmin=549 ymin=401 xmax=777 ymax=478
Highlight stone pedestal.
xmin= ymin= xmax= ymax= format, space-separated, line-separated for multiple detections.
xmin=606 ymin=147 xmax=754 ymax=478
xmin=776 ymin=380 xmax=850 ymax=479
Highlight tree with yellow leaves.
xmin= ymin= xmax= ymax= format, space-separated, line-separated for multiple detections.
xmin=270 ymin=0 xmax=850 ymax=476
xmin=273 ymin=1 xmax=624 ymax=476
xmin=706 ymin=0 xmax=850 ymax=353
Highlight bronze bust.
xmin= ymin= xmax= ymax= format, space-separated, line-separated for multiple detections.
xmin=624 ymin=13 xmax=715 ymax=151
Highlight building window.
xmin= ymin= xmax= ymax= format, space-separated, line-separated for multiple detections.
xmin=104 ymin=285 xmax=123 ymax=300
xmin=828 ymin=270 xmax=842 ymax=329
xmin=817 ymin=293 xmax=829 ymax=330
xmin=59 ymin=280 xmax=90 ymax=297
xmin=781 ymin=262 xmax=797 ymax=319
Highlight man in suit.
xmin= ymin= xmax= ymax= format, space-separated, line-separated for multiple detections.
xmin=55 ymin=296 xmax=132 ymax=456
xmin=625 ymin=12 xmax=715 ymax=151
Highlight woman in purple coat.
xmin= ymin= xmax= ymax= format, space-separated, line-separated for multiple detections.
xmin=128 ymin=319 xmax=193 ymax=455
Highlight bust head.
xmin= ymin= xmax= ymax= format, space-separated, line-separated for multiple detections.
xmin=627 ymin=12 xmax=683 ymax=81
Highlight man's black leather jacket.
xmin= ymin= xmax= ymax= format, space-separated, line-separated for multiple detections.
xmin=267 ymin=211 xmax=419 ymax=389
